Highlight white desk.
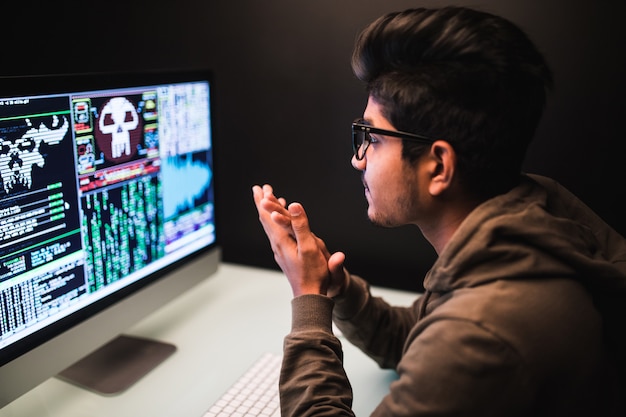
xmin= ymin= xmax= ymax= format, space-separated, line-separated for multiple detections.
xmin=0 ymin=263 xmax=419 ymax=417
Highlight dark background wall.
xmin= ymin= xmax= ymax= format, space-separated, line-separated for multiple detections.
xmin=4 ymin=0 xmax=625 ymax=292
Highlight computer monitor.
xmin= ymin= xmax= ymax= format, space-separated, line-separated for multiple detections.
xmin=0 ymin=69 xmax=220 ymax=407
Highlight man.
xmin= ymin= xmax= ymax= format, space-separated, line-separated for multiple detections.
xmin=253 ymin=6 xmax=626 ymax=416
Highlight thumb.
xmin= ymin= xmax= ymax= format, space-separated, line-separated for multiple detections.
xmin=328 ymin=251 xmax=346 ymax=275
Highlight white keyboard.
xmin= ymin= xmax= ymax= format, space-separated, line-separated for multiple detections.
xmin=203 ymin=352 xmax=282 ymax=417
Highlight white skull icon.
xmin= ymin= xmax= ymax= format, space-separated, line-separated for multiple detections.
xmin=0 ymin=115 xmax=69 ymax=194
xmin=98 ymin=97 xmax=139 ymax=158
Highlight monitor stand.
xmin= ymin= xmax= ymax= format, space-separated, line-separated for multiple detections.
xmin=56 ymin=334 xmax=177 ymax=395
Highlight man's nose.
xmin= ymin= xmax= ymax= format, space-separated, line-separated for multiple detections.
xmin=351 ymin=154 xmax=365 ymax=170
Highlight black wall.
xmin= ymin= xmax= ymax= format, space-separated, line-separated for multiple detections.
xmin=4 ymin=0 xmax=625 ymax=292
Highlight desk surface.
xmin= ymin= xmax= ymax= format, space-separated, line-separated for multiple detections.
xmin=0 ymin=263 xmax=419 ymax=417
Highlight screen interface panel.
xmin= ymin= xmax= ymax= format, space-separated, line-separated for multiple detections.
xmin=0 ymin=76 xmax=215 ymax=360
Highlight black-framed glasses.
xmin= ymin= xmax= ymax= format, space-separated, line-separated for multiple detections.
xmin=351 ymin=118 xmax=436 ymax=160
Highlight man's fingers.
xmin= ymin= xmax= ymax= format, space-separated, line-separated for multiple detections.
xmin=253 ymin=185 xmax=295 ymax=242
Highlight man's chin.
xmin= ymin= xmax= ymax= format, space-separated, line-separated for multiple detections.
xmin=367 ymin=209 xmax=385 ymax=227
xmin=367 ymin=209 xmax=400 ymax=229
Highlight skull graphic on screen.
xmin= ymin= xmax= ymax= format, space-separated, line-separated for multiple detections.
xmin=98 ymin=97 xmax=139 ymax=158
xmin=0 ymin=115 xmax=69 ymax=194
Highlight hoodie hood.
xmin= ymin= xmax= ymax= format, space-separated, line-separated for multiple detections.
xmin=425 ymin=174 xmax=626 ymax=295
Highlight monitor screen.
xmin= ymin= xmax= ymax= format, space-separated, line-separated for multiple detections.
xmin=0 ymin=69 xmax=220 ymax=406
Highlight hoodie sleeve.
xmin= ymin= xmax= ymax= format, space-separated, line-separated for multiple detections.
xmin=279 ymin=272 xmax=422 ymax=417
xmin=280 ymin=294 xmax=354 ymax=417
xmin=332 ymin=274 xmax=421 ymax=369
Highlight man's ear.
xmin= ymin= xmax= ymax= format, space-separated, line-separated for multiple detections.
xmin=428 ymin=140 xmax=456 ymax=196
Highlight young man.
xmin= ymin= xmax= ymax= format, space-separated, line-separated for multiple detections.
xmin=253 ymin=6 xmax=626 ymax=416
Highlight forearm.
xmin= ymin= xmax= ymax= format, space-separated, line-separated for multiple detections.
xmin=332 ymin=274 xmax=418 ymax=369
xmin=280 ymin=294 xmax=354 ymax=417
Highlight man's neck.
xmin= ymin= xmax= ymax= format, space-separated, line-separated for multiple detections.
xmin=419 ymin=199 xmax=482 ymax=255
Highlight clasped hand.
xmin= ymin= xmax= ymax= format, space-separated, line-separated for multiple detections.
xmin=252 ymin=184 xmax=347 ymax=298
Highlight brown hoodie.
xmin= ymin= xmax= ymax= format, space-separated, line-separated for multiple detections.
xmin=279 ymin=174 xmax=626 ymax=416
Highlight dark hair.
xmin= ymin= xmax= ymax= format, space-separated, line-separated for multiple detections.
xmin=352 ymin=6 xmax=553 ymax=198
